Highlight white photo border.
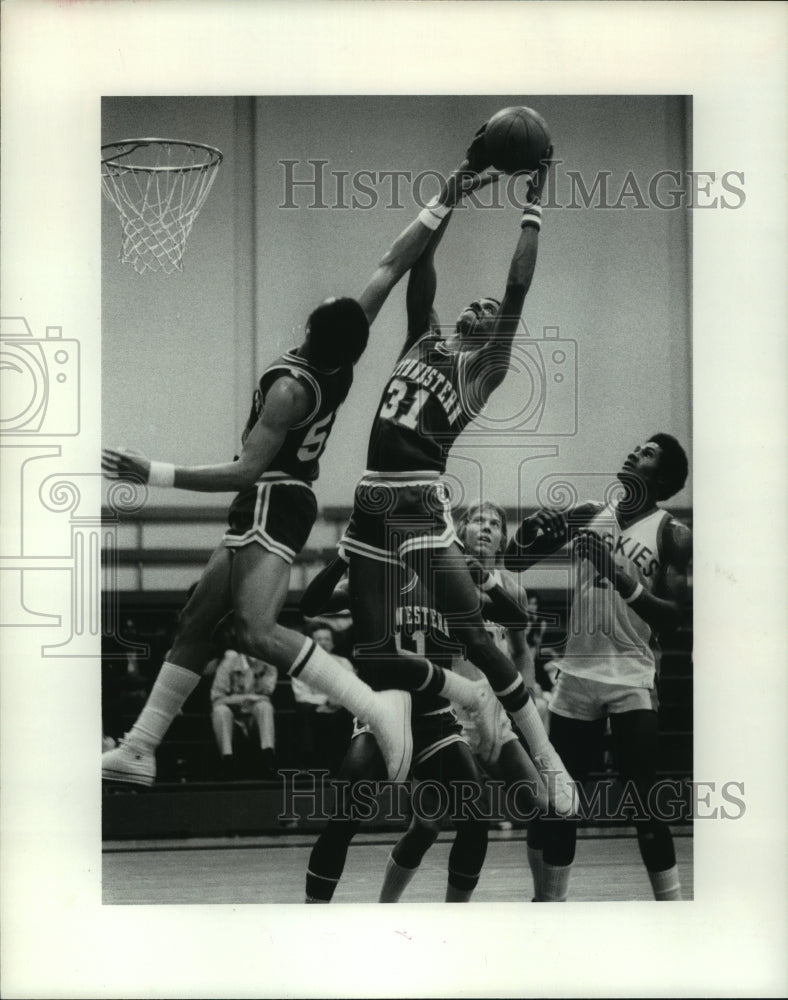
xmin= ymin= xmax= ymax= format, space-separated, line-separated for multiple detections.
xmin=1 ymin=2 xmax=786 ymax=997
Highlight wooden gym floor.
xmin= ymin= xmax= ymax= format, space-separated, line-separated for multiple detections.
xmin=102 ymin=828 xmax=693 ymax=904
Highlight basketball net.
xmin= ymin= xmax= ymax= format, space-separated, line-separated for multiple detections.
xmin=101 ymin=139 xmax=223 ymax=274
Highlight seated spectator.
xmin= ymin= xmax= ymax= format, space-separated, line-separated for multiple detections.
xmin=210 ymin=648 xmax=279 ymax=779
xmin=290 ymin=622 xmax=355 ymax=774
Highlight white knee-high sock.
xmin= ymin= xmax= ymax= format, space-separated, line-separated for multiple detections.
xmin=436 ymin=668 xmax=478 ymax=706
xmin=511 ymin=699 xmax=551 ymax=757
xmin=379 ymin=854 xmax=418 ymax=902
xmin=289 ymin=637 xmax=377 ymax=723
xmin=538 ymin=861 xmax=571 ymax=902
xmin=127 ymin=662 xmax=200 ymax=751
xmin=648 ymin=865 xmax=682 ymax=900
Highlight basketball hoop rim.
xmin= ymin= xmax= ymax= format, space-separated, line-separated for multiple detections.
xmin=101 ymin=138 xmax=224 ymax=173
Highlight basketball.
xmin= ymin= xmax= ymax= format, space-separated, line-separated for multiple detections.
xmin=483 ymin=106 xmax=551 ymax=175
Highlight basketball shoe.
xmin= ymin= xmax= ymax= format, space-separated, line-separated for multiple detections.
xmin=101 ymin=736 xmax=156 ymax=786
xmin=368 ymin=689 xmax=413 ymax=782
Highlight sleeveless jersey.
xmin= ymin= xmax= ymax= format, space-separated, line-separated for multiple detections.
xmin=366 ymin=332 xmax=484 ymax=474
xmin=395 ymin=573 xmax=462 ymax=713
xmin=239 ymin=349 xmax=354 ymax=483
xmin=562 ymin=503 xmax=670 ymax=687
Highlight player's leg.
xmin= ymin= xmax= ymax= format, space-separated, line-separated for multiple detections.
xmin=305 ymin=732 xmax=386 ymax=903
xmin=379 ymin=787 xmax=443 ymax=903
xmin=609 ymin=708 xmax=682 ymax=900
xmin=532 ymin=709 xmax=603 ymax=901
xmin=493 ymin=737 xmax=548 ymax=818
xmin=101 ymin=544 xmax=234 ymax=785
xmin=407 ymin=542 xmax=576 ymax=815
xmin=231 ymin=545 xmax=412 ymax=781
xmin=348 ymin=550 xmax=444 ymax=691
xmin=381 ymin=739 xmax=489 ymax=903
xmin=487 ymin=736 xmax=547 ymax=899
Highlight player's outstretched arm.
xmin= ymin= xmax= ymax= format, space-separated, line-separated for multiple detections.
xmin=402 ymin=171 xmax=503 ymax=358
xmin=358 ymin=161 xmax=490 ymax=327
xmin=573 ymin=519 xmax=692 ymax=633
xmin=467 ymin=151 xmax=553 ymax=401
xmin=101 ymin=376 xmax=311 ymax=494
xmin=468 ymin=557 xmax=530 ymax=628
xmin=504 ymin=504 xmax=598 ymax=571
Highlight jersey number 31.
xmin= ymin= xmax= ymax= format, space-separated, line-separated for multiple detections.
xmin=379 ymin=379 xmax=428 ymax=430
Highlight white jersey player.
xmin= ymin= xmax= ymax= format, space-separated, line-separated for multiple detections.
xmin=505 ymin=434 xmax=692 ymax=901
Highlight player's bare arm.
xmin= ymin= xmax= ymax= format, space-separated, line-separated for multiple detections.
xmin=465 ymin=150 xmax=553 ymax=402
xmin=573 ymin=518 xmax=692 ymax=633
xmin=358 ymin=162 xmax=495 ymax=327
xmin=504 ymin=503 xmax=600 ymax=572
xmin=468 ymin=557 xmax=530 ymax=629
xmin=402 ymin=172 xmax=503 ymax=357
xmin=101 ymin=375 xmax=312 ymax=493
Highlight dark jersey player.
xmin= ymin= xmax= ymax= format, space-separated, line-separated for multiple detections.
xmin=337 ymin=126 xmax=576 ymax=816
xmin=100 ymin=158 xmax=487 ymax=788
xmin=377 ymin=501 xmax=549 ymax=903
xmin=302 ymin=567 xmax=490 ymax=904
xmin=505 ymin=434 xmax=692 ymax=900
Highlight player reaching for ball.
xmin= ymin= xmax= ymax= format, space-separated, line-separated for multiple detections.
xmin=334 ymin=115 xmax=577 ymax=816
xmin=100 ymin=159 xmax=491 ymax=788
xmin=505 ymin=435 xmax=692 ymax=900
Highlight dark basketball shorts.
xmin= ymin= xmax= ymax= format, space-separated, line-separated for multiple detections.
xmin=223 ymin=474 xmax=318 ymax=564
xmin=353 ymin=703 xmax=468 ymax=769
xmin=339 ymin=471 xmax=460 ymax=567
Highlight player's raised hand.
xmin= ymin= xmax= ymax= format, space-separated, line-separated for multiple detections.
xmin=573 ymin=529 xmax=617 ymax=582
xmin=459 ymin=168 xmax=503 ymax=197
xmin=465 ymin=121 xmax=491 ymax=173
xmin=532 ymin=507 xmax=568 ymax=542
xmin=528 ymin=144 xmax=554 ymax=204
xmin=101 ymin=447 xmax=151 ymax=483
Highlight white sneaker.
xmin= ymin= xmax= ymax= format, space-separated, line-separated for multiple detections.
xmin=102 ymin=738 xmax=156 ymax=786
xmin=532 ymin=747 xmax=577 ymax=817
xmin=369 ymin=690 xmax=413 ymax=782
xmin=463 ymin=680 xmax=503 ymax=766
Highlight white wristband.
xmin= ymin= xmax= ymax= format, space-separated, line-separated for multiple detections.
xmin=424 ymin=195 xmax=451 ymax=216
xmin=148 ymin=461 xmax=175 ymax=488
xmin=521 ymin=204 xmax=542 ymax=230
xmin=623 ymin=582 xmax=644 ymax=604
xmin=480 ymin=569 xmax=503 ymax=592
xmin=418 ymin=200 xmax=451 ymax=230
